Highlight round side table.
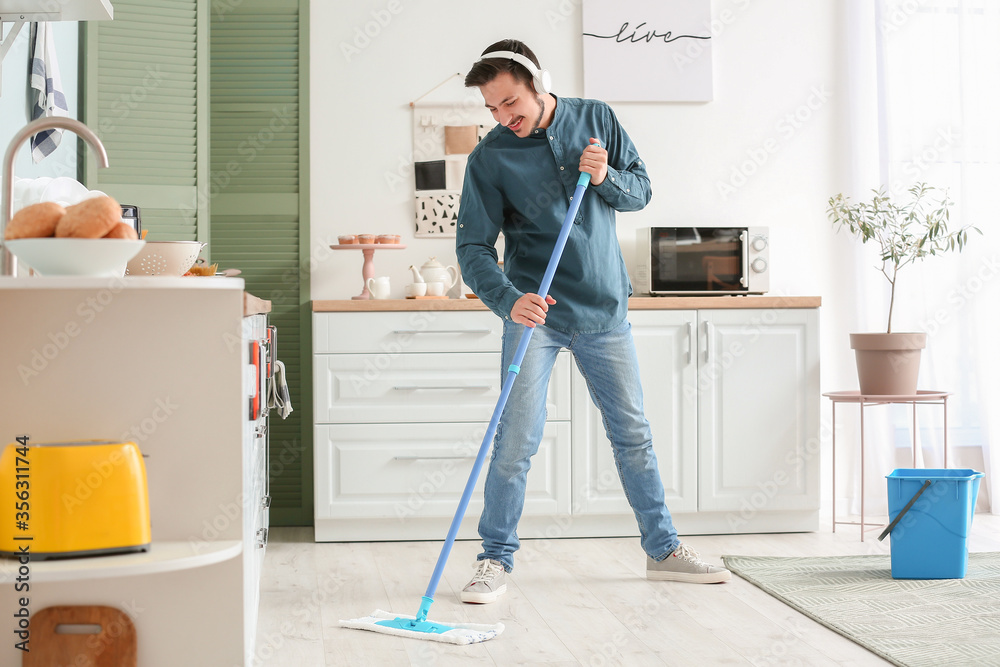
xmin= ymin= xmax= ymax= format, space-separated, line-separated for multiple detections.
xmin=824 ymin=390 xmax=951 ymax=541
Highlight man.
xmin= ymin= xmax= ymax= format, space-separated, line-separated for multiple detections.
xmin=456 ymin=39 xmax=731 ymax=604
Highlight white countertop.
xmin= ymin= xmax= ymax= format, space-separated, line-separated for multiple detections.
xmin=0 ymin=275 xmax=245 ymax=290
xmin=0 ymin=276 xmax=272 ymax=316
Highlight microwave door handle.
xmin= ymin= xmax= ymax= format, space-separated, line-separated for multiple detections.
xmin=739 ymin=231 xmax=749 ymax=288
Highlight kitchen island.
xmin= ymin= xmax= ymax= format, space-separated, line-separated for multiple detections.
xmin=312 ymin=295 xmax=822 ymax=542
xmin=0 ymin=277 xmax=270 ymax=666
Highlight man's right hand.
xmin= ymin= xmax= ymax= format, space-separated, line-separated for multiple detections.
xmin=511 ymin=293 xmax=556 ymax=328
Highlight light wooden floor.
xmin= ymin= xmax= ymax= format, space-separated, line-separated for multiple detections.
xmin=253 ymin=515 xmax=1000 ymax=666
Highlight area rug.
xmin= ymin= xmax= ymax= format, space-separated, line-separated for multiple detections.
xmin=722 ymin=553 xmax=1000 ymax=667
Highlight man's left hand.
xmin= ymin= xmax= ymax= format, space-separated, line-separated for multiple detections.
xmin=579 ymin=138 xmax=607 ymax=186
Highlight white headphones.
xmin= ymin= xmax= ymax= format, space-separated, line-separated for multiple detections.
xmin=478 ymin=50 xmax=552 ymax=94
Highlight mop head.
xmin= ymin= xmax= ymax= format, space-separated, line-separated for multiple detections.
xmin=340 ymin=609 xmax=504 ymax=645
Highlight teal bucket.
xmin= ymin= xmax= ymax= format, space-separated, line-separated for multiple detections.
xmin=885 ymin=468 xmax=984 ymax=579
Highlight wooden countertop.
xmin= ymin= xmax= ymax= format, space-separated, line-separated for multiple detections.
xmin=312 ymin=295 xmax=821 ymax=312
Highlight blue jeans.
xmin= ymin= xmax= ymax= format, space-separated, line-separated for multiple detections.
xmin=478 ymin=319 xmax=680 ymax=571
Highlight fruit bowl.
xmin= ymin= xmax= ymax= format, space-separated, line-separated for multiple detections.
xmin=2 ymin=238 xmax=145 ymax=277
xmin=126 ymin=241 xmax=206 ymax=276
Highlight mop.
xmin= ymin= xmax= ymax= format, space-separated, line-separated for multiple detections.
xmin=341 ymin=153 xmax=600 ymax=645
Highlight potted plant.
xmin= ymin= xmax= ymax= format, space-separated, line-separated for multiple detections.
xmin=827 ymin=183 xmax=979 ymax=396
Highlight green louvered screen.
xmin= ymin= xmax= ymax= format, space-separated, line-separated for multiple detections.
xmin=211 ymin=0 xmax=311 ymax=526
xmin=81 ymin=0 xmax=208 ymax=241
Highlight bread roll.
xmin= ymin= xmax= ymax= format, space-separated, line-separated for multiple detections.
xmin=103 ymin=222 xmax=139 ymax=240
xmin=5 ymin=202 xmax=66 ymax=239
xmin=56 ymin=196 xmax=121 ymax=239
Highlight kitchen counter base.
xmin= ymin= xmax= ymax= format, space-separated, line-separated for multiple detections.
xmin=315 ymin=511 xmax=820 ymax=542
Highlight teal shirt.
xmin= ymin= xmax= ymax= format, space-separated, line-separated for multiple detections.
xmin=456 ymin=96 xmax=651 ymax=333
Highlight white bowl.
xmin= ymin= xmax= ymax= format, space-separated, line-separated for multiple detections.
xmin=25 ymin=177 xmax=52 ymax=205
xmin=40 ymin=177 xmax=91 ymax=208
xmin=3 ymin=238 xmax=145 ymax=277
xmin=126 ymin=241 xmax=206 ymax=276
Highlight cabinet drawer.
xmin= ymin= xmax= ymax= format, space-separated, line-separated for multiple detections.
xmin=314 ymin=422 xmax=571 ymax=520
xmin=314 ymin=311 xmax=501 ymax=354
xmin=314 ymin=352 xmax=572 ymax=423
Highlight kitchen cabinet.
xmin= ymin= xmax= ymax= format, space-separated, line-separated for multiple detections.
xmin=242 ymin=312 xmax=271 ymax=658
xmin=312 ymin=297 xmax=820 ymax=541
xmin=574 ymin=308 xmax=821 ymax=534
xmin=571 ymin=310 xmax=699 ymax=516
xmin=313 ymin=311 xmax=572 ymax=541
xmin=0 ymin=278 xmax=271 ymax=667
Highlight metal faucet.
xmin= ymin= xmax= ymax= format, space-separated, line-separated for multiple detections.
xmin=1 ymin=117 xmax=110 ymax=276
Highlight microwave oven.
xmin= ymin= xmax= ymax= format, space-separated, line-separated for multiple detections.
xmin=638 ymin=227 xmax=769 ymax=296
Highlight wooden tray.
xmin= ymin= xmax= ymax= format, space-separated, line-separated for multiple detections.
xmin=405 ymin=295 xmax=449 ymax=299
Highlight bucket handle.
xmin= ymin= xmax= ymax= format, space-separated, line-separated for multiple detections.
xmin=878 ymin=480 xmax=932 ymax=542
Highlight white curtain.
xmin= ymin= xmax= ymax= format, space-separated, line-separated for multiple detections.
xmin=843 ymin=0 xmax=999 ymax=516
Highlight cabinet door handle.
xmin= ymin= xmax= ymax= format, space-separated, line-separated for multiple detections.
xmin=704 ymin=320 xmax=715 ymax=364
xmin=686 ymin=321 xmax=694 ymax=366
xmin=261 ymin=495 xmax=271 ymax=510
xmin=390 ymin=328 xmax=492 ymax=335
xmin=392 ymin=385 xmax=492 ymax=391
xmin=393 ymin=455 xmax=477 ymax=461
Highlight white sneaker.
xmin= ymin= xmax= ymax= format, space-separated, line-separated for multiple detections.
xmin=647 ymin=543 xmax=731 ymax=583
xmin=460 ymin=559 xmax=507 ymax=604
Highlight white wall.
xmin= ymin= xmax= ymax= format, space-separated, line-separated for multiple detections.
xmin=0 ymin=21 xmax=79 ymax=180
xmin=311 ymin=0 xmax=857 ymax=377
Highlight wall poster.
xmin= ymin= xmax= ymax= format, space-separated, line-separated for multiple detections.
xmin=582 ymin=0 xmax=714 ymax=102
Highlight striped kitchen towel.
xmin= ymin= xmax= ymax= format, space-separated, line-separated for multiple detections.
xmin=29 ymin=22 xmax=69 ymax=163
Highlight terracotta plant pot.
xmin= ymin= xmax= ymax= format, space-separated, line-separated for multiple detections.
xmin=849 ymin=333 xmax=926 ymax=396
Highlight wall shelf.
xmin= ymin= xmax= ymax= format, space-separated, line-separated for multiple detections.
xmin=0 ymin=0 xmax=113 ymax=95
xmin=0 ymin=540 xmax=241 ymax=583
xmin=0 ymin=0 xmax=112 ymax=22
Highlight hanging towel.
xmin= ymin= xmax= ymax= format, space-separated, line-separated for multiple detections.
xmin=267 ymin=359 xmax=294 ymax=419
xmin=29 ymin=22 xmax=69 ymax=163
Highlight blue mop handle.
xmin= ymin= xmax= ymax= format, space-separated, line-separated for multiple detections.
xmin=417 ymin=165 xmax=597 ymax=621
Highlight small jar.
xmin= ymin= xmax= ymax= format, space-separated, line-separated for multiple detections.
xmin=357 ymin=234 xmax=376 ymax=245
xmin=338 ymin=235 xmax=357 ymax=245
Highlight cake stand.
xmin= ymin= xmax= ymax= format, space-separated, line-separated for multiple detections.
xmin=331 ymin=244 xmax=407 ymax=299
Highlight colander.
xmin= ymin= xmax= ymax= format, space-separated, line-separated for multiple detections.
xmin=126 ymin=241 xmax=206 ymax=276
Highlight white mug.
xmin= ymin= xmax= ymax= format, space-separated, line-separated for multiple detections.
xmin=425 ymin=281 xmax=445 ymax=297
xmin=366 ymin=276 xmax=391 ymax=299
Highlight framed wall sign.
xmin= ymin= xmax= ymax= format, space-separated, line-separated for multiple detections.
xmin=582 ymin=0 xmax=714 ymax=102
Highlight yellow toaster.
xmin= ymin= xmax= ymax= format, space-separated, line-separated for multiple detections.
xmin=0 ymin=440 xmax=151 ymax=560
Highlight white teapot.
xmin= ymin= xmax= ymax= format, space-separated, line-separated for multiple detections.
xmin=419 ymin=257 xmax=458 ymax=289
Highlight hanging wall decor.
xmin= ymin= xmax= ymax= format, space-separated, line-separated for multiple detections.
xmin=410 ymin=105 xmax=492 ymax=237
xmin=582 ymin=0 xmax=714 ymax=102
xmin=415 ymin=193 xmax=461 ymax=236
xmin=409 ymin=73 xmax=496 ymax=238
